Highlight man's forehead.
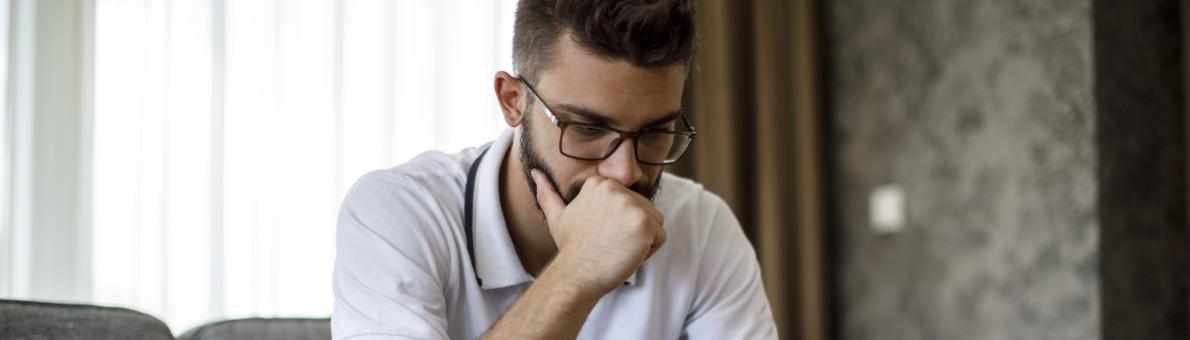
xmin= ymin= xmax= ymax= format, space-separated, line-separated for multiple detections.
xmin=536 ymin=81 xmax=683 ymax=130
xmin=534 ymin=58 xmax=684 ymax=128
xmin=541 ymin=36 xmax=687 ymax=95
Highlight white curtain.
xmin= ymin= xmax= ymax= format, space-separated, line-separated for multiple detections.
xmin=0 ymin=0 xmax=9 ymax=298
xmin=91 ymin=0 xmax=513 ymax=332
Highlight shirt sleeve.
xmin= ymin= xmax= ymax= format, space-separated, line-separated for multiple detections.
xmin=332 ymin=171 xmax=453 ymax=340
xmin=682 ymin=193 xmax=779 ymax=340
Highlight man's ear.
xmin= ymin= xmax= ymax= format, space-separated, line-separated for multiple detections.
xmin=494 ymin=71 xmax=525 ymax=127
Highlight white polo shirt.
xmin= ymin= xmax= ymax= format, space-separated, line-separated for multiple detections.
xmin=332 ymin=128 xmax=777 ymax=340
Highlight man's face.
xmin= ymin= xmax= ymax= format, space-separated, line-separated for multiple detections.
xmin=518 ymin=37 xmax=687 ymax=206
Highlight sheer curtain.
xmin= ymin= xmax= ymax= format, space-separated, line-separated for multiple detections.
xmin=91 ymin=0 xmax=513 ymax=332
xmin=0 ymin=0 xmax=9 ymax=298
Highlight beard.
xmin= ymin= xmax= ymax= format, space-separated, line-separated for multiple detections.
xmin=519 ymin=113 xmax=662 ymax=210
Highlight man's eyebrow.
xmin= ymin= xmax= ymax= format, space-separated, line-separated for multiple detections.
xmin=644 ymin=111 xmax=682 ymax=128
xmin=553 ymin=103 xmax=682 ymax=129
xmin=554 ymin=104 xmax=612 ymax=125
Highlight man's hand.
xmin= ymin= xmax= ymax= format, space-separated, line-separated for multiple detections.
xmin=531 ymin=169 xmax=667 ymax=296
xmin=482 ymin=171 xmax=667 ymax=340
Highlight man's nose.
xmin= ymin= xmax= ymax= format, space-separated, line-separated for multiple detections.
xmin=597 ymin=138 xmax=645 ymax=187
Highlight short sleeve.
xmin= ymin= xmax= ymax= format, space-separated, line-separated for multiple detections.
xmin=681 ymin=193 xmax=779 ymax=340
xmin=332 ymin=171 xmax=454 ymax=340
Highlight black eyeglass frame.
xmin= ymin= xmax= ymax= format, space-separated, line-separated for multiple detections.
xmin=518 ymin=77 xmax=697 ymax=166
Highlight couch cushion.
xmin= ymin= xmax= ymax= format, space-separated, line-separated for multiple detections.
xmin=179 ymin=318 xmax=330 ymax=340
xmin=0 ymin=299 xmax=174 ymax=340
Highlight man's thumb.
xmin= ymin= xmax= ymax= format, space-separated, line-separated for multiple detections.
xmin=531 ymin=169 xmax=565 ymax=223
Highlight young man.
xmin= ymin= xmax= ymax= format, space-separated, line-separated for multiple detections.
xmin=332 ymin=0 xmax=777 ymax=339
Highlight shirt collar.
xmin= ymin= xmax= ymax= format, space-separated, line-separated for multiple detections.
xmin=472 ymin=128 xmax=639 ymax=290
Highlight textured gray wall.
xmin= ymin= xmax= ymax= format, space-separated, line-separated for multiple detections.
xmin=826 ymin=1 xmax=1099 ymax=339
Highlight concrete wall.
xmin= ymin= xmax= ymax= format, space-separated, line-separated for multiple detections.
xmin=826 ymin=1 xmax=1100 ymax=339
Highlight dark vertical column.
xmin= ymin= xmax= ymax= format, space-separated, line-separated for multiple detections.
xmin=1095 ymin=1 xmax=1189 ymax=339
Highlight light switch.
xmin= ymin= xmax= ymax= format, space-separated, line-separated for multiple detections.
xmin=869 ymin=184 xmax=905 ymax=234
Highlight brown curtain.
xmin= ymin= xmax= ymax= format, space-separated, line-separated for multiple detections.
xmin=670 ymin=0 xmax=828 ymax=338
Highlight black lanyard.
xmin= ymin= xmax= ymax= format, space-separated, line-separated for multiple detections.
xmin=464 ymin=146 xmax=490 ymax=287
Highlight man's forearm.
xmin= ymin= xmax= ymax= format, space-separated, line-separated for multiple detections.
xmin=482 ymin=254 xmax=603 ymax=340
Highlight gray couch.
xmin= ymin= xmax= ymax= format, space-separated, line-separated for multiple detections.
xmin=178 ymin=318 xmax=330 ymax=340
xmin=0 ymin=299 xmax=329 ymax=340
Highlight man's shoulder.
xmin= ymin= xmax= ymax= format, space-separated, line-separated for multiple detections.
xmin=335 ymin=147 xmax=484 ymax=256
xmin=349 ymin=148 xmax=481 ymax=199
xmin=656 ymin=172 xmax=730 ymax=215
xmin=338 ymin=147 xmax=487 ymax=235
xmin=653 ymin=172 xmax=741 ymax=250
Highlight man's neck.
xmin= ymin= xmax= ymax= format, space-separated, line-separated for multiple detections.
xmin=499 ymin=141 xmax=559 ymax=277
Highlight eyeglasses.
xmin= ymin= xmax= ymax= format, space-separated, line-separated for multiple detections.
xmin=519 ymin=77 xmax=697 ymax=166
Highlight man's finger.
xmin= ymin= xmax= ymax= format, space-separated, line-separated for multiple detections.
xmin=531 ymin=169 xmax=565 ymax=224
xmin=646 ymin=223 xmax=667 ymax=260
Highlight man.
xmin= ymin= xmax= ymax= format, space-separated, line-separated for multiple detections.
xmin=332 ymin=0 xmax=777 ymax=339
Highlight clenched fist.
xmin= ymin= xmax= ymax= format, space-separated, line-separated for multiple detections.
xmin=530 ymin=169 xmax=667 ymax=296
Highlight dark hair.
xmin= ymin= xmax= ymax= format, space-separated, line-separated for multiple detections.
xmin=512 ymin=0 xmax=698 ymax=83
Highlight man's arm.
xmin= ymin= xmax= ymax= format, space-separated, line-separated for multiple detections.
xmin=479 ymin=252 xmax=601 ymax=339
xmin=482 ymin=171 xmax=667 ymax=339
xmin=333 ymin=171 xmax=452 ymax=340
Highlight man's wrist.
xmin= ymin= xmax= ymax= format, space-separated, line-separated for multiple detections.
xmin=482 ymin=253 xmax=603 ymax=340
xmin=540 ymin=251 xmax=608 ymax=301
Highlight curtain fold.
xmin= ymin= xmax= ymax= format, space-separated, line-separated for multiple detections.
xmin=673 ymin=0 xmax=827 ymax=338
